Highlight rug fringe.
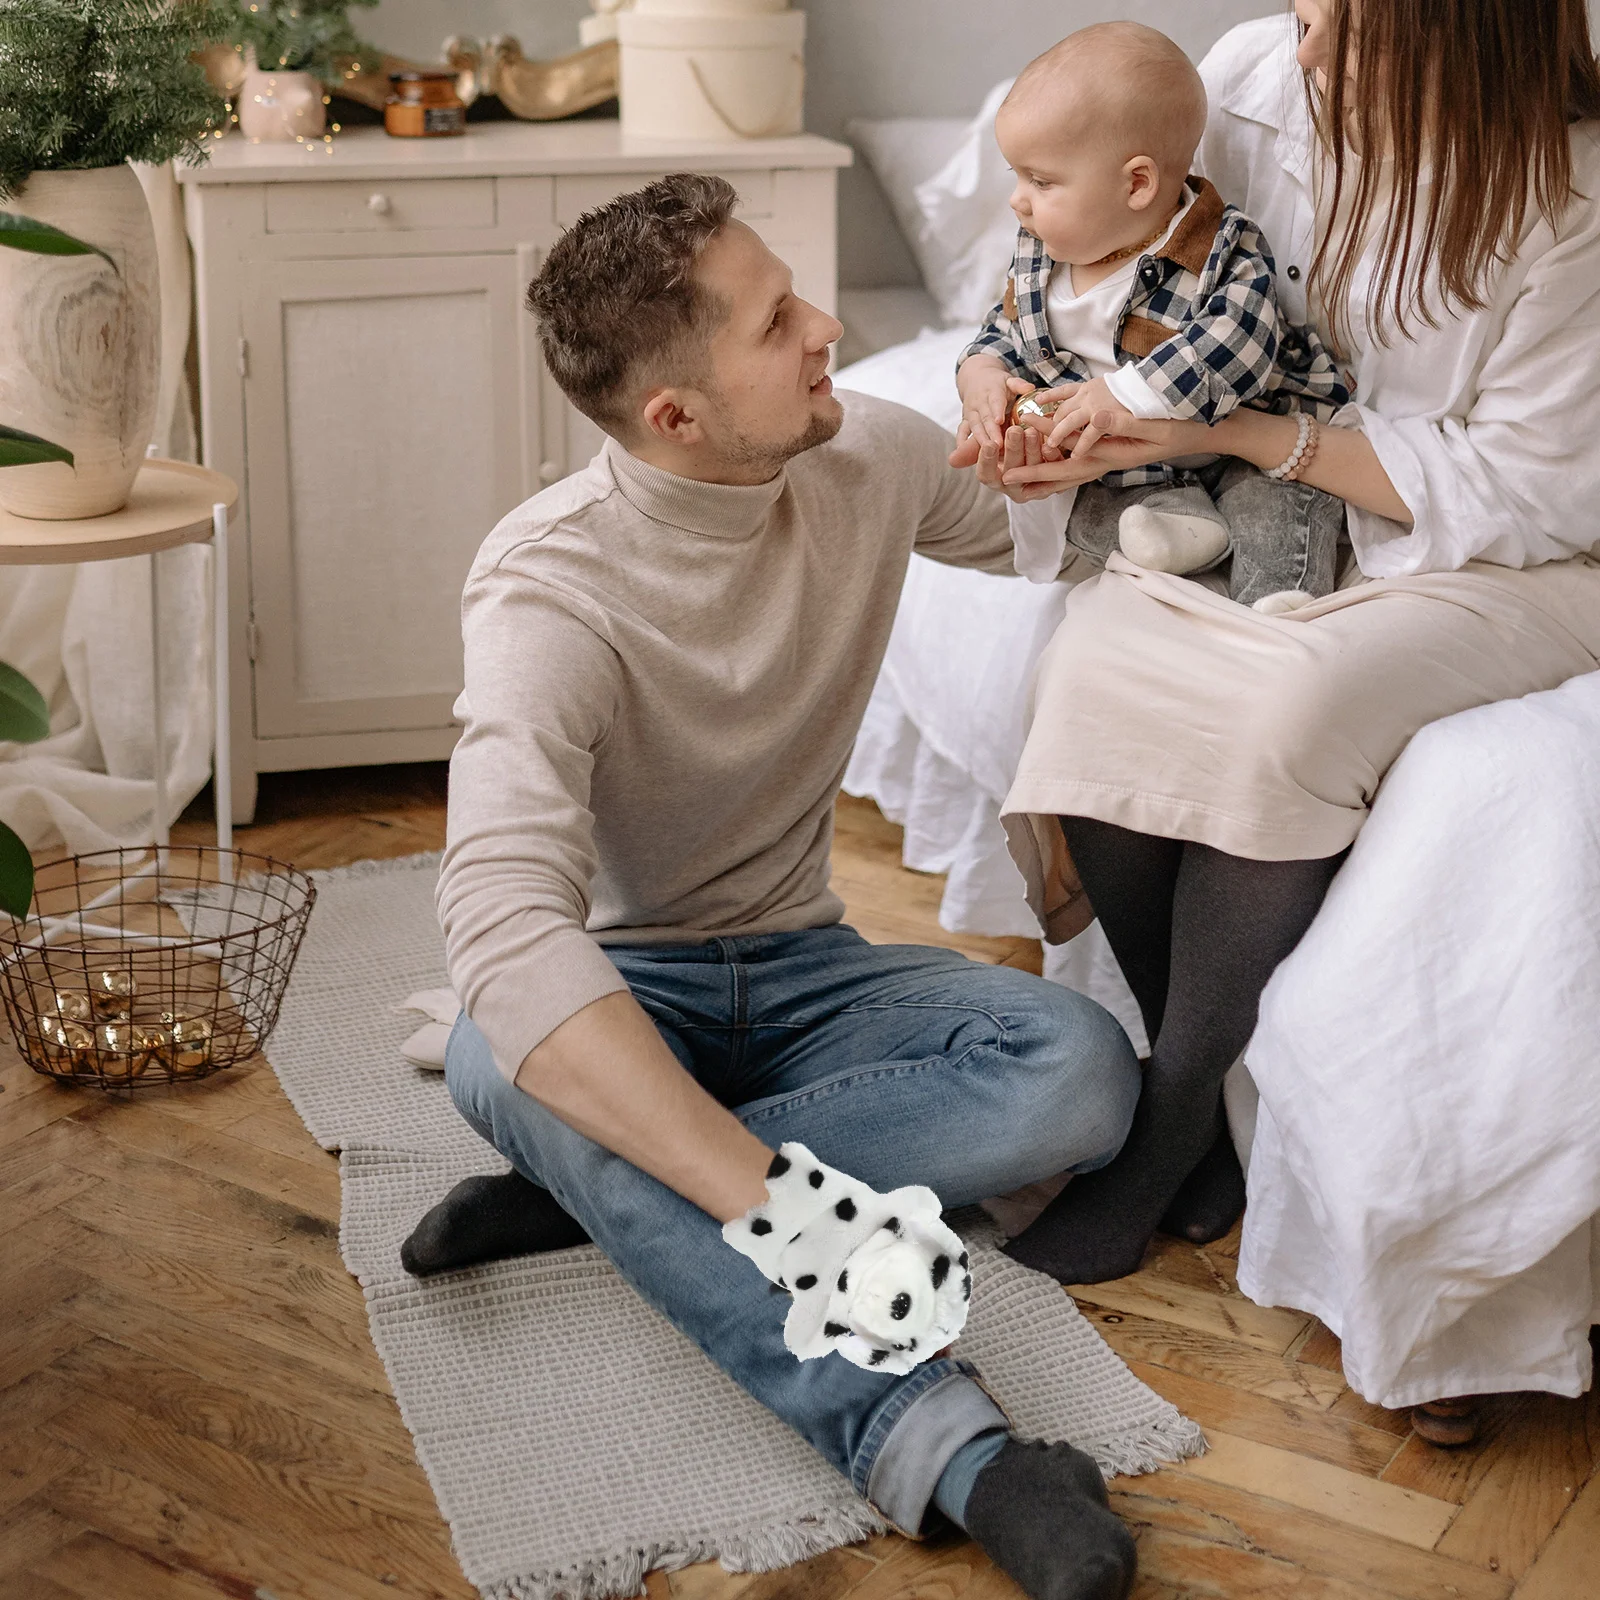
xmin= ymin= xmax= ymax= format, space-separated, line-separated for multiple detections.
xmin=714 ymin=1501 xmax=889 ymax=1574
xmin=1085 ymin=1413 xmax=1208 ymax=1480
xmin=478 ymin=1505 xmax=888 ymax=1600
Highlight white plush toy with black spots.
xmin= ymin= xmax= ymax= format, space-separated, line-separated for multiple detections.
xmin=722 ymin=1142 xmax=973 ymax=1376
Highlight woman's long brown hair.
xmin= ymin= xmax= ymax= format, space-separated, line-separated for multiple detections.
xmin=1307 ymin=0 xmax=1600 ymax=347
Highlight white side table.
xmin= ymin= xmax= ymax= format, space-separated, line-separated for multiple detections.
xmin=0 ymin=460 xmax=241 ymax=860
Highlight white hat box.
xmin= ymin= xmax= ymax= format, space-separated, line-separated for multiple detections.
xmin=618 ymin=4 xmax=806 ymax=141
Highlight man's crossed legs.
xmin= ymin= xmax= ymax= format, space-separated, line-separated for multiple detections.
xmin=439 ymin=927 xmax=1142 ymax=1598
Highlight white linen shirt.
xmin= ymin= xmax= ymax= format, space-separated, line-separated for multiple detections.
xmin=1196 ymin=16 xmax=1600 ymax=577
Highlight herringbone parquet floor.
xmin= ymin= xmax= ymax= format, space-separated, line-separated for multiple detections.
xmin=1 ymin=766 xmax=1595 ymax=1599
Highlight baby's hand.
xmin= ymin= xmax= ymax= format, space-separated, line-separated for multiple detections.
xmin=1039 ymin=376 xmax=1139 ymax=459
xmin=953 ymin=359 xmax=1038 ymax=466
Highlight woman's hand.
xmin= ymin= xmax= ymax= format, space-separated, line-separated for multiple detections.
xmin=997 ymin=411 xmax=1212 ymax=490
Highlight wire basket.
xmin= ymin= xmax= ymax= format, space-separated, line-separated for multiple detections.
xmin=0 ymin=845 xmax=316 ymax=1090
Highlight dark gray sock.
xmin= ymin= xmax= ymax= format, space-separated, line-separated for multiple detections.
xmin=1158 ymin=1116 xmax=1247 ymax=1245
xmin=1006 ymin=836 xmax=1341 ymax=1285
xmin=400 ymin=1170 xmax=590 ymax=1276
xmin=963 ymin=1438 xmax=1136 ymax=1600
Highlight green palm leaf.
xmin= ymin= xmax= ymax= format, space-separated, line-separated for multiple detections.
xmin=0 ymin=661 xmax=50 ymax=744
xmin=0 ymin=210 xmax=116 ymax=271
xmin=0 ymin=424 xmax=74 ymax=469
xmin=0 ymin=821 xmax=33 ymax=919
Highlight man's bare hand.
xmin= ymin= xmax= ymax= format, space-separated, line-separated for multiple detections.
xmin=974 ymin=423 xmax=1108 ymax=501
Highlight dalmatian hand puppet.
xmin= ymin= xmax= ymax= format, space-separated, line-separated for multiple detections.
xmin=722 ymin=1142 xmax=973 ymax=1376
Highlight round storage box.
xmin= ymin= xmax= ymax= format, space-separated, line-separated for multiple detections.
xmin=618 ymin=9 xmax=805 ymax=141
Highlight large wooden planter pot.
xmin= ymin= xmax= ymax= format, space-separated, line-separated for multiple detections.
xmin=0 ymin=164 xmax=160 ymax=519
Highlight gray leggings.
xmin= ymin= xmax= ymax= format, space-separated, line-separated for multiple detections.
xmin=1067 ymin=458 xmax=1345 ymax=608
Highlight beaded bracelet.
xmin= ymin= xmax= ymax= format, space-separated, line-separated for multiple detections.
xmin=1288 ymin=415 xmax=1322 ymax=482
xmin=1264 ymin=412 xmax=1315 ymax=481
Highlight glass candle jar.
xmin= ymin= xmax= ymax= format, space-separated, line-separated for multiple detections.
xmin=384 ymin=70 xmax=466 ymax=137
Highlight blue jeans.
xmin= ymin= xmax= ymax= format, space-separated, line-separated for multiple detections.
xmin=1067 ymin=458 xmax=1344 ymax=608
xmin=446 ymin=925 xmax=1139 ymax=1535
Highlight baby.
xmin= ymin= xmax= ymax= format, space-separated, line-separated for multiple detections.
xmin=955 ymin=23 xmax=1349 ymax=613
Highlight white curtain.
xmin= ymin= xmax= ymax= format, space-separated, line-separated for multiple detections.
xmin=0 ymin=161 xmax=214 ymax=855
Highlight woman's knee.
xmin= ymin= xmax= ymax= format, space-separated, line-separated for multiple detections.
xmin=1236 ymin=653 xmax=1358 ymax=787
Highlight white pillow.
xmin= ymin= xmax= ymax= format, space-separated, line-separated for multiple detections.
xmin=910 ymin=79 xmax=1020 ymax=327
xmin=847 ymin=114 xmax=970 ymax=322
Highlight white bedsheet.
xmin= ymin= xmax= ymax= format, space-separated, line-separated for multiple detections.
xmin=836 ymin=329 xmax=1148 ymax=1041
xmin=1241 ymin=670 xmax=1600 ymax=1405
xmin=838 ymin=326 xmax=1600 ymax=1404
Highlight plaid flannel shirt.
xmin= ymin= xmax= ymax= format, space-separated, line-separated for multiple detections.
xmin=960 ymin=179 xmax=1351 ymax=489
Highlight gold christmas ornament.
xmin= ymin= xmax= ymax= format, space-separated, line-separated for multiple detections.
xmin=1009 ymin=394 xmax=1063 ymax=431
xmin=52 ymin=989 xmax=93 ymax=1023
xmin=91 ymin=968 xmax=138 ymax=1020
xmin=162 ymin=1012 xmax=215 ymax=1073
xmin=37 ymin=1014 xmax=94 ymax=1065
xmin=96 ymin=1020 xmax=168 ymax=1078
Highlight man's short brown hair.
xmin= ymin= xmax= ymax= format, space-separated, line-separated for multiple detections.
xmin=526 ymin=173 xmax=739 ymax=434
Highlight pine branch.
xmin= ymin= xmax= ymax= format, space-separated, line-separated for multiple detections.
xmin=221 ymin=0 xmax=377 ymax=84
xmin=0 ymin=0 xmax=226 ymax=200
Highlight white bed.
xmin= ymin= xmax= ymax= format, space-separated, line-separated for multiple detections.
xmin=837 ymin=92 xmax=1600 ymax=1408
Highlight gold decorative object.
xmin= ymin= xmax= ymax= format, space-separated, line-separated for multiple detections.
xmin=95 ymin=1019 xmax=167 ymax=1078
xmin=162 ymin=1012 xmax=215 ymax=1073
xmin=52 ymin=989 xmax=92 ymax=1023
xmin=91 ymin=967 xmax=137 ymax=1020
xmin=335 ymin=38 xmax=618 ymax=122
xmin=1010 ymin=394 xmax=1063 ymax=431
xmin=37 ymin=1014 xmax=93 ymax=1065
xmin=481 ymin=38 xmax=620 ymax=122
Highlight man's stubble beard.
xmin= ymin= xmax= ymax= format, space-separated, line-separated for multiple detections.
xmin=711 ymin=399 xmax=843 ymax=479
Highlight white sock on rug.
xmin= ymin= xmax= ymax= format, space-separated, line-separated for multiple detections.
xmin=723 ymin=1142 xmax=973 ymax=1375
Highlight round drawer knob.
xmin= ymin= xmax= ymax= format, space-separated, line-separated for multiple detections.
xmin=367 ymin=193 xmax=391 ymax=215
xmin=538 ymin=460 xmax=561 ymax=484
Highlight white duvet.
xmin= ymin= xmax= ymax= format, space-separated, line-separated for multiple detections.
xmin=837 ymin=327 xmax=1600 ymax=1406
xmin=1241 ymin=670 xmax=1600 ymax=1406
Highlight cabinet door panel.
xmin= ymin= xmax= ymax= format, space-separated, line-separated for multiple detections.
xmin=243 ymin=253 xmax=525 ymax=740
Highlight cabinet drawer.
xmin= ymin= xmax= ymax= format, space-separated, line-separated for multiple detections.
xmin=265 ymin=178 xmax=496 ymax=234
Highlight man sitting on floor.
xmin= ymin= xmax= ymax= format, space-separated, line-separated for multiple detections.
xmin=404 ymin=173 xmax=1143 ymax=1600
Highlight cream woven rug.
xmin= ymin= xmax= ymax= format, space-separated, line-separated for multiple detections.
xmin=261 ymin=853 xmax=1204 ymax=1600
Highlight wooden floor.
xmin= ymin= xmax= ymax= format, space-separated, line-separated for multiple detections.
xmin=2 ymin=766 xmax=1596 ymax=1600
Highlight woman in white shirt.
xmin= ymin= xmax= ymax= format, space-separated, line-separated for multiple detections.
xmin=978 ymin=0 xmax=1600 ymax=1362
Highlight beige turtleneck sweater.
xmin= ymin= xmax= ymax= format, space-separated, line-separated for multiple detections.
xmin=438 ymin=392 xmax=1014 ymax=1082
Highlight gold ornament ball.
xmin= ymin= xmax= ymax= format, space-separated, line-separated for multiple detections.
xmin=162 ymin=1012 xmax=214 ymax=1073
xmin=52 ymin=989 xmax=93 ymax=1023
xmin=37 ymin=1014 xmax=94 ymax=1067
xmin=1009 ymin=393 xmax=1063 ymax=430
xmin=96 ymin=1020 xmax=166 ymax=1079
xmin=91 ymin=968 xmax=138 ymax=1020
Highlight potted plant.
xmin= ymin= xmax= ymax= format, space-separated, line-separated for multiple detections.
xmin=0 ymin=212 xmax=114 ymax=916
xmin=0 ymin=662 xmax=49 ymax=919
xmin=221 ymin=0 xmax=379 ymax=141
xmin=0 ymin=0 xmax=224 ymax=519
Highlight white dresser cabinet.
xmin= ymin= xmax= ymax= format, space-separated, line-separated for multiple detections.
xmin=179 ymin=123 xmax=850 ymax=821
